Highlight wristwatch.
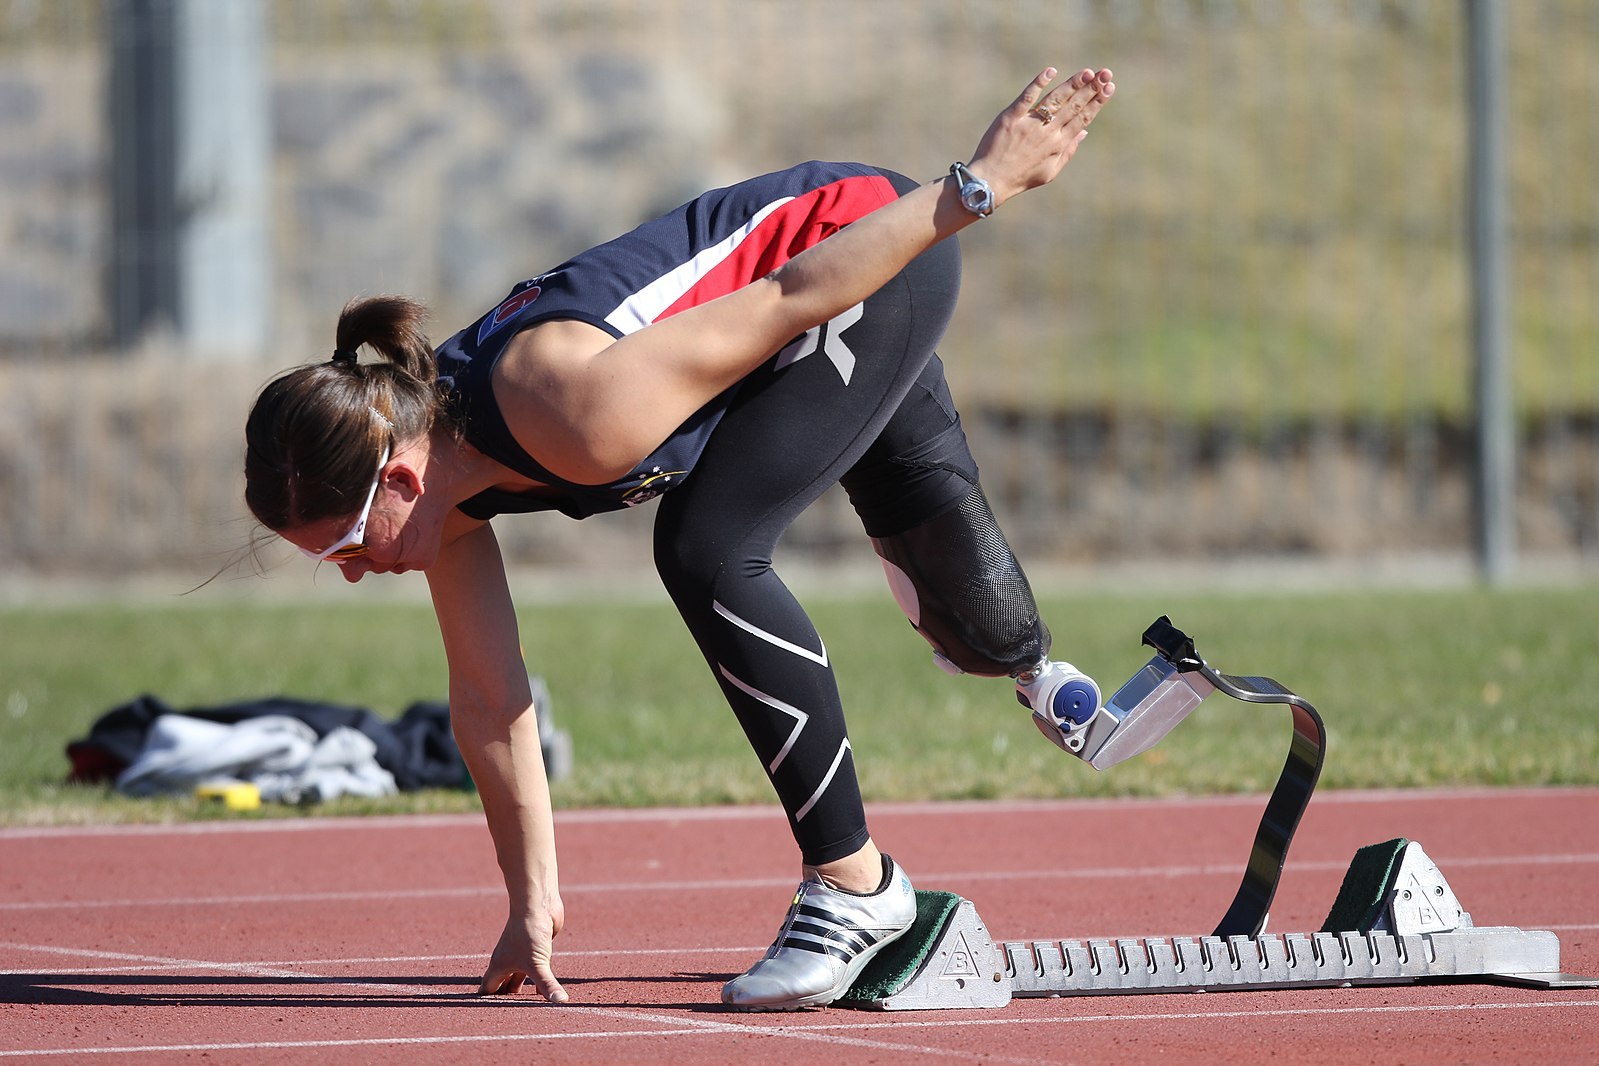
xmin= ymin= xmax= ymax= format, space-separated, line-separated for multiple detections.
xmin=949 ymin=162 xmax=994 ymax=219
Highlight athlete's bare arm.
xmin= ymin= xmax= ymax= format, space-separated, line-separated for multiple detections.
xmin=494 ymin=67 xmax=1114 ymax=485
xmin=426 ymin=522 xmax=568 ymax=1002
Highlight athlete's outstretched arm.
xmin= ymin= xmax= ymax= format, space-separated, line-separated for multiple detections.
xmin=499 ymin=66 xmax=1115 ymax=485
xmin=427 ymin=521 xmax=568 ymax=1002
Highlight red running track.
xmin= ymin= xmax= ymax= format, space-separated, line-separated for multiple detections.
xmin=3 ymin=787 xmax=1597 ymax=1064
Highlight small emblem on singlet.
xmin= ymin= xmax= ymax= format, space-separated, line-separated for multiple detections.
xmin=621 ymin=467 xmax=686 ymax=507
xmin=477 ymin=276 xmax=552 ymax=345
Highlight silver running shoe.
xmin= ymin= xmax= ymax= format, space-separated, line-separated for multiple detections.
xmin=722 ymin=856 xmax=916 ymax=1010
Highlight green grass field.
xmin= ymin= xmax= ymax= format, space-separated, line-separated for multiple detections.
xmin=2 ymin=584 xmax=1595 ymax=827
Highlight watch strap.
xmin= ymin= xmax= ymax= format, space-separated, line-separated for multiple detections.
xmin=948 ymin=161 xmax=993 ymax=219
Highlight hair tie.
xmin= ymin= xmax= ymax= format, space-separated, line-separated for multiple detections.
xmin=331 ymin=348 xmax=359 ymax=368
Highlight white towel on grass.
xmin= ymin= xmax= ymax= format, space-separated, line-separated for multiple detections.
xmin=115 ymin=714 xmax=396 ymax=803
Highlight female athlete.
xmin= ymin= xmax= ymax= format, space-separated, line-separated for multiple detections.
xmin=245 ymin=65 xmax=1115 ymax=1010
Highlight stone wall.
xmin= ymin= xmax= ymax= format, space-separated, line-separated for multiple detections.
xmin=4 ymin=352 xmax=1596 ymax=580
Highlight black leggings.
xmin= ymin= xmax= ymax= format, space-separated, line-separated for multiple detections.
xmin=652 ymin=229 xmax=1016 ymax=866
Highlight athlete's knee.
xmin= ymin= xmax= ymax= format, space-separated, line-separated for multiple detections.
xmin=871 ymin=486 xmax=1051 ymax=677
xmin=652 ymin=512 xmax=722 ymax=605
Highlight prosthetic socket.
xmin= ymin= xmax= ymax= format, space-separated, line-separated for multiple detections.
xmin=870 ymin=488 xmax=1051 ymax=678
xmin=871 ymin=487 xmax=1103 ymax=751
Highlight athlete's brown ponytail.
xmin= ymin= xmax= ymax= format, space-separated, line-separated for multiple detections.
xmin=244 ymin=295 xmax=446 ymax=533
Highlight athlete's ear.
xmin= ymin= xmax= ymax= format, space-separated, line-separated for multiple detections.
xmin=382 ymin=459 xmax=425 ymax=503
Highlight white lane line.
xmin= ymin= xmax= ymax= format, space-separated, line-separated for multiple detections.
xmin=0 ymin=941 xmax=1052 ymax=1065
xmin=6 ymin=853 xmax=1599 ymax=912
xmin=0 ymin=1031 xmax=750 ymax=1059
xmin=12 ymin=919 xmax=1599 ymax=978
xmin=799 ymin=998 xmax=1599 ymax=1030
xmin=600 ymin=1005 xmax=1053 ymax=1066
xmin=7 ymin=934 xmax=1592 ymax=1064
xmin=0 ymin=813 xmax=491 ymax=840
xmin=4 ymin=785 xmax=1595 ymax=840
xmin=0 ymin=885 xmax=503 ymax=911
xmin=0 ymin=941 xmax=459 ymax=998
xmin=0 ymin=1027 xmax=1048 ymax=1064
xmin=2 ymin=999 xmax=1595 ymax=1060
xmin=5 ymin=945 xmax=768 ymax=975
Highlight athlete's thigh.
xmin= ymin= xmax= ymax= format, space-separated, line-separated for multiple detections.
xmin=661 ymin=248 xmax=959 ymax=540
xmin=840 ymin=354 xmax=982 ymax=538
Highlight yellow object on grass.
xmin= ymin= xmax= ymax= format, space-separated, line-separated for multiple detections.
xmin=195 ymin=782 xmax=262 ymax=811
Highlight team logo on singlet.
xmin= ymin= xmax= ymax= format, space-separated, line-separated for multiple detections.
xmin=477 ymin=275 xmax=554 ymax=345
xmin=621 ymin=467 xmax=687 ymax=507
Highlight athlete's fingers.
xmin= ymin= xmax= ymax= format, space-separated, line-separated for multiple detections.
xmin=479 ymin=966 xmax=526 ymax=995
xmin=1083 ymin=68 xmax=1115 ymax=105
xmin=1044 ymin=72 xmax=1116 ymax=145
xmin=1015 ymin=66 xmax=1059 ymax=110
xmin=531 ymin=964 xmax=569 ymax=1004
xmin=1033 ymin=69 xmax=1102 ymax=125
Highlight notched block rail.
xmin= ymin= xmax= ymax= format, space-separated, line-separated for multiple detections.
xmin=1002 ymin=925 xmax=1573 ymax=998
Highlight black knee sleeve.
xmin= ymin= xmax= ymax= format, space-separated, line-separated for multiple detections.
xmin=871 ymin=487 xmax=1051 ymax=677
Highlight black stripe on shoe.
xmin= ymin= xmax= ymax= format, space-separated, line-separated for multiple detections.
xmin=788 ymin=918 xmax=878 ymax=953
xmin=795 ymin=902 xmax=887 ymax=933
xmin=778 ymin=903 xmax=884 ymax=961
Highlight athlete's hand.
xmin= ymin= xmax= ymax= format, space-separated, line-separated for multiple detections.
xmin=967 ymin=66 xmax=1115 ymax=208
xmin=479 ymin=896 xmax=568 ymax=1002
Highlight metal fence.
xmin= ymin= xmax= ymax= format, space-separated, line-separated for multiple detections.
xmin=0 ymin=0 xmax=1594 ymax=583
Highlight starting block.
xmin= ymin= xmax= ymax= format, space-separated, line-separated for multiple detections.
xmin=843 ymin=841 xmax=1596 ymax=1010
xmin=841 ymin=618 xmax=1599 ymax=1010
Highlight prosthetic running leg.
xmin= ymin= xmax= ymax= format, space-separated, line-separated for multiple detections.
xmin=872 ymin=490 xmax=1219 ymax=768
xmin=869 ymin=487 xmax=1104 ymax=751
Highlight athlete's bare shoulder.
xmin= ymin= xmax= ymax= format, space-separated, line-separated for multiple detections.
xmin=497 ymin=319 xmax=612 ymax=388
xmin=489 ymin=318 xmax=619 ymax=482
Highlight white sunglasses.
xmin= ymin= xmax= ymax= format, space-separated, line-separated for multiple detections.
xmin=299 ymin=446 xmax=390 ymax=562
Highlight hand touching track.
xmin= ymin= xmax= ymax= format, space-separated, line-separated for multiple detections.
xmin=479 ymin=897 xmax=568 ymax=1002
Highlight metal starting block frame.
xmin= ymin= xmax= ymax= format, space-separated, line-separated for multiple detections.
xmin=859 ymin=842 xmax=1595 ymax=1010
xmin=848 ymin=618 xmax=1599 ymax=1010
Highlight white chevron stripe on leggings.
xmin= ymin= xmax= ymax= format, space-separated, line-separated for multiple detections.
xmin=794 ymin=738 xmax=852 ymax=822
xmin=718 ymin=665 xmax=810 ymax=773
xmin=712 ymin=600 xmax=829 ymax=666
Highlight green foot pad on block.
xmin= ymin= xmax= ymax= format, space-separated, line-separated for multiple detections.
xmin=1321 ymin=837 xmax=1410 ymax=933
xmin=1321 ymin=837 xmax=1472 ymax=936
xmin=839 ymin=890 xmax=1011 ymax=1011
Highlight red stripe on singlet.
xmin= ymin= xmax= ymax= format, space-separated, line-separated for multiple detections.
xmin=655 ymin=174 xmax=898 ymax=322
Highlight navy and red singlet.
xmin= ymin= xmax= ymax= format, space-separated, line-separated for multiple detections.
xmin=436 ymin=160 xmax=981 ymax=865
xmin=436 ymin=160 xmax=906 ymax=521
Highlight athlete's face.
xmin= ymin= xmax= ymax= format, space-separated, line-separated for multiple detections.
xmin=292 ymin=448 xmax=388 ymax=564
xmin=281 ymin=448 xmax=440 ymax=582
